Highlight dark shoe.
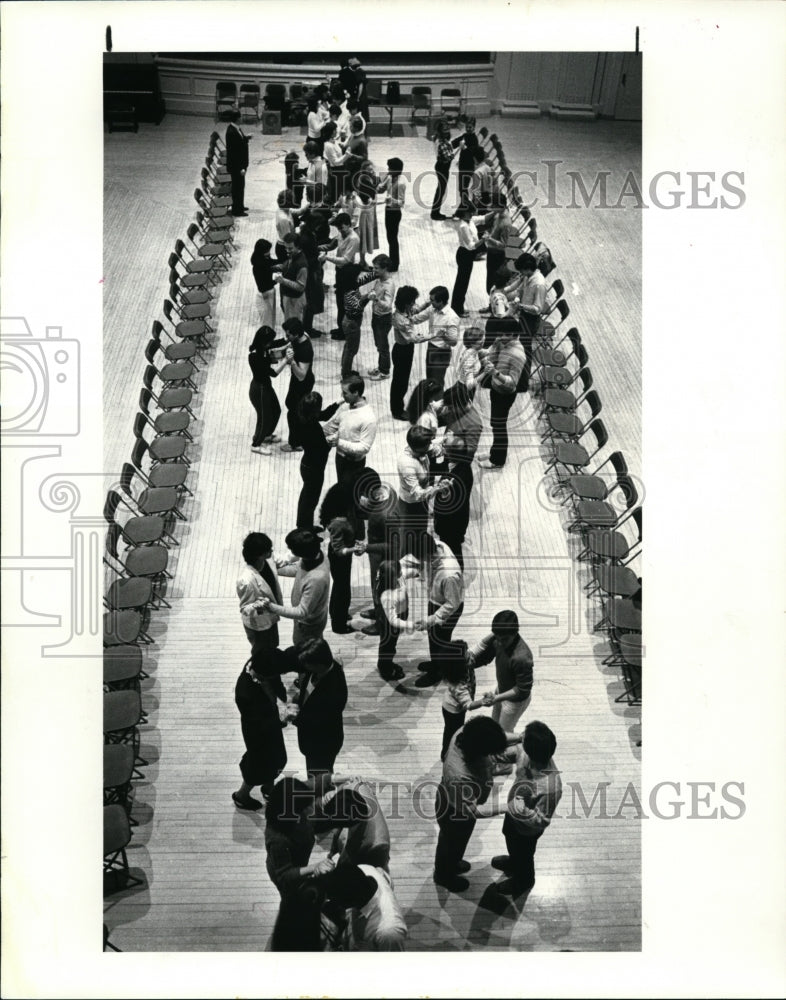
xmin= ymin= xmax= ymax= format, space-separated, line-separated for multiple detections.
xmin=359 ymin=608 xmax=377 ymax=620
xmin=232 ymin=791 xmax=263 ymax=811
xmin=331 ymin=623 xmax=354 ymax=635
xmin=378 ymin=663 xmax=405 ymax=682
xmin=430 ymin=213 xmax=447 ymax=221
xmin=308 ymin=328 xmax=323 ymax=339
xmin=391 ymin=411 xmax=409 ymax=421
xmin=231 ymin=209 xmax=249 ymax=217
xmin=433 ymin=872 xmax=469 ymax=892
xmin=330 ymin=332 xmax=346 ymax=341
xmin=491 ymin=854 xmax=513 ymax=874
xmin=361 ymin=623 xmax=380 ymax=636
xmin=414 ymin=672 xmax=441 ymax=688
xmin=417 ymin=661 xmax=435 ymax=672
xmin=456 ymin=860 xmax=472 ymax=874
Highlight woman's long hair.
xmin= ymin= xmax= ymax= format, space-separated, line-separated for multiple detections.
xmin=250 ymin=325 xmax=277 ymax=354
xmin=406 ymin=377 xmax=443 ymax=425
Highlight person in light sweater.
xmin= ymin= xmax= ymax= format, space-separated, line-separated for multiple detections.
xmin=375 ymin=559 xmax=420 ymax=682
xmin=259 ymin=529 xmax=331 ymax=645
xmin=477 ymin=318 xmax=526 ymax=470
xmin=322 ymin=373 xmax=378 ymax=508
xmin=360 ymin=253 xmax=396 ymax=381
xmin=476 ymin=719 xmax=562 ymax=895
xmin=320 ymin=862 xmax=408 ymax=951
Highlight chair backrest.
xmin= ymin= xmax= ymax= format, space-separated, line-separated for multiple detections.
xmin=586 ymin=418 xmax=608 ymax=457
xmin=142 ymin=365 xmax=156 ymax=393
xmin=104 ymin=490 xmax=121 ymax=524
xmin=549 ymin=278 xmax=565 ymax=301
xmin=151 ymin=320 xmax=164 ymax=343
xmin=186 ymin=222 xmax=200 ymax=242
xmin=552 ymin=299 xmax=570 ymax=325
xmin=441 ymin=87 xmax=461 ymax=99
xmin=174 ymin=239 xmax=186 ymax=258
xmin=131 ymin=436 xmax=149 ymax=471
xmin=240 ymin=83 xmax=260 ymax=100
xmin=613 ymin=473 xmax=639 ymax=513
xmin=169 ymin=281 xmax=181 ymax=304
xmin=138 ymin=387 xmax=153 ymax=417
xmin=200 ymin=165 xmax=210 ymax=183
xmin=162 ymin=299 xmax=174 ymax=324
xmin=168 ymin=251 xmax=180 ymax=271
xmin=365 ymin=78 xmax=382 ymax=102
xmin=105 ymin=521 xmax=122 ymax=560
xmin=583 ymin=389 xmax=602 ymax=421
xmin=574 ymin=366 xmax=593 ymax=397
xmin=563 ymin=327 xmax=581 ymax=357
xmin=194 ymin=189 xmax=206 ymax=208
xmin=609 ymin=451 xmax=628 ymax=478
xmin=216 ymin=82 xmax=236 ymax=99
xmin=133 ymin=411 xmax=151 ymax=442
xmin=119 ymin=463 xmax=137 ymax=497
xmin=144 ymin=341 xmax=159 ymax=366
xmin=575 ymin=344 xmax=589 ymax=369
xmin=289 ymin=83 xmax=307 ymax=100
xmin=631 ymin=506 xmax=643 ymax=543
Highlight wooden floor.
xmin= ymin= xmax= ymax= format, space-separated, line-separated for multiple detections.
xmin=103 ymin=113 xmax=642 ymax=952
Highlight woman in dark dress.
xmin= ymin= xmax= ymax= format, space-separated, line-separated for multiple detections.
xmin=296 ymin=391 xmax=341 ymax=529
xmin=319 ymin=483 xmax=357 ymax=635
xmin=295 ymin=207 xmax=328 ymax=339
xmin=232 ymin=653 xmax=288 ymax=811
xmin=248 ymin=325 xmax=286 ymax=454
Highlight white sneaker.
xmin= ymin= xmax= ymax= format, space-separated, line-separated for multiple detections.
xmin=251 ymin=445 xmax=271 ymax=455
xmin=368 ymin=369 xmax=390 ymax=380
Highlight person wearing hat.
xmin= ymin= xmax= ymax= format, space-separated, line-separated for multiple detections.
xmin=466 ymin=609 xmax=535 ymax=732
xmin=377 ymin=156 xmax=406 ymax=272
xmin=320 ymin=862 xmax=407 ymax=951
xmin=319 ymin=212 xmax=360 ymax=339
xmin=225 ymin=109 xmax=251 ymax=216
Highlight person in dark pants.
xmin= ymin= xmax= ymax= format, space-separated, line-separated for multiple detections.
xmin=322 ymin=374 xmax=378 ymax=538
xmin=432 ymin=382 xmax=482 ymax=571
xmin=232 ymin=652 xmax=289 ymax=811
xmin=236 ymin=531 xmax=284 ymax=659
xmin=248 ymin=325 xmax=285 ymax=455
xmin=225 ymin=111 xmax=250 ymax=216
xmin=290 ymin=638 xmax=348 ymax=791
xmin=378 ymin=156 xmax=406 ymax=272
xmin=411 ymin=286 xmax=460 ymax=389
xmin=280 ymin=318 xmax=315 ymax=453
xmin=482 ymin=202 xmax=515 ymax=293
xmin=494 ymin=721 xmax=562 ymax=894
xmin=319 ymin=212 xmax=360 ymax=340
xmin=433 ymin=716 xmax=508 ymax=892
xmin=319 ymin=483 xmax=357 ymax=635
xmin=265 ymin=778 xmax=334 ymax=899
xmin=450 ymin=204 xmax=486 ymax=317
xmin=414 ymin=532 xmax=465 ymax=688
xmin=396 ymin=426 xmax=448 ymax=559
xmin=353 ymin=471 xmax=401 ymax=637
xmin=295 ymin=391 xmax=341 ymax=529
xmin=439 ymin=640 xmax=483 ymax=761
xmin=375 ymin=559 xmax=416 ymax=682
xmin=338 ymin=265 xmax=373 ymax=379
xmin=430 ymin=118 xmax=461 ymax=221
xmin=477 ymin=321 xmax=526 ymax=470
xmin=389 ymin=285 xmax=428 ymax=420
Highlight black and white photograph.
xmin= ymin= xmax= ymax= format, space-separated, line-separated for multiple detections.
xmin=1 ymin=2 xmax=784 ymax=998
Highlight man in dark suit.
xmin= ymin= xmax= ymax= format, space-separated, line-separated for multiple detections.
xmin=225 ymin=110 xmax=250 ymax=216
xmin=289 ymin=637 xmax=348 ymax=790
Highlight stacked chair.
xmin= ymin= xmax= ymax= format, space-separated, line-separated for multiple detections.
xmin=103 ymin=132 xmax=235 ymax=907
xmin=481 ymin=127 xmax=644 ymax=712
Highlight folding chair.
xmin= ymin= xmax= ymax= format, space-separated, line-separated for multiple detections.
xmin=545 ymin=418 xmax=608 ymax=480
xmin=106 ymin=517 xmax=170 ymax=594
xmin=186 ymin=222 xmax=230 ymax=273
xmin=131 ymin=436 xmax=192 ymax=498
xmin=104 ymin=644 xmax=146 ymax=693
xmin=174 ymin=238 xmax=221 ymax=287
xmin=215 ymin=82 xmax=237 ymax=122
xmin=239 ymin=83 xmax=261 ymax=123
xmin=142 ymin=364 xmax=195 ymax=417
xmin=542 ymin=389 xmax=602 ymax=442
xmin=145 ymin=338 xmax=199 ymax=393
xmin=200 ymin=166 xmax=232 ymax=208
xmin=139 ymin=386 xmax=192 ymax=439
xmin=579 ymin=506 xmax=642 ymax=565
xmin=410 ymin=86 xmax=432 ymax=124
xmin=104 ymin=804 xmax=144 ymax=893
xmin=104 ymin=488 xmax=177 ymax=549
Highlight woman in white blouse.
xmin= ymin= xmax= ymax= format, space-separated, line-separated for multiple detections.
xmin=450 ymin=203 xmax=487 ymax=317
xmin=306 ymin=96 xmax=330 ymax=151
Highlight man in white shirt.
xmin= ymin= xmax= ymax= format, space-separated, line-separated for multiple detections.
xmin=323 ymin=373 xmax=378 ymax=533
xmin=321 ymin=862 xmax=407 ymax=951
xmin=414 ymin=531 xmax=466 ymax=688
xmin=320 ymin=211 xmax=361 ymax=339
xmin=505 ymin=251 xmax=547 ymax=390
xmin=412 ymin=285 xmax=461 ymax=388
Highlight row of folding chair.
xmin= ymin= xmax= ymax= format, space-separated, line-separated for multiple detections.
xmin=103 ymin=131 xmax=236 ymax=900
xmin=484 ymin=129 xmax=644 ymax=704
